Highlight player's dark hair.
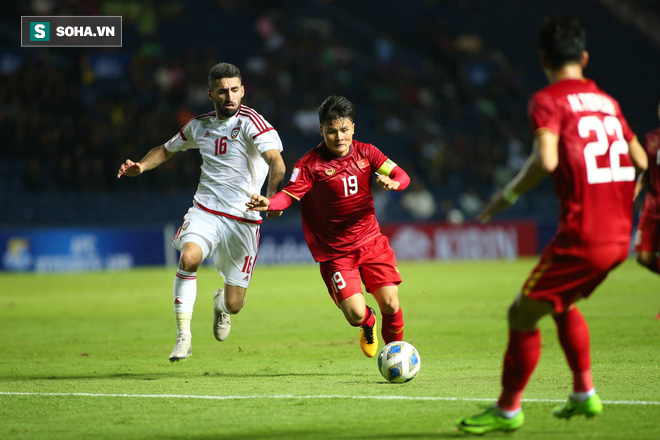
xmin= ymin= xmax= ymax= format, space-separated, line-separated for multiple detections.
xmin=318 ymin=95 xmax=355 ymax=125
xmin=539 ymin=15 xmax=586 ymax=69
xmin=208 ymin=63 xmax=241 ymax=89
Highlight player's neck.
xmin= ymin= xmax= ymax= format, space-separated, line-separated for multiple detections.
xmin=548 ymin=64 xmax=584 ymax=84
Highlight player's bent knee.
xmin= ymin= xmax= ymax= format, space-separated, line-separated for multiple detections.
xmin=342 ymin=308 xmax=365 ymax=326
xmin=178 ymin=253 xmax=202 ymax=272
xmin=380 ymin=298 xmax=399 ymax=314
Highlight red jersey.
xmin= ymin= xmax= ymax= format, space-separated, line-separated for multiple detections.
xmin=643 ymin=127 xmax=660 ymax=218
xmin=528 ymin=79 xmax=637 ymax=246
xmin=281 ymin=140 xmax=388 ymax=261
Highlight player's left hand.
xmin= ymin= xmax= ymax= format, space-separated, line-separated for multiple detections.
xmin=246 ymin=194 xmax=270 ymax=212
xmin=477 ymin=191 xmax=511 ymax=223
xmin=376 ymin=175 xmax=400 ymax=191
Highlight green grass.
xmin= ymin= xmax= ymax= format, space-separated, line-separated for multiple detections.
xmin=1 ymin=258 xmax=658 ymax=439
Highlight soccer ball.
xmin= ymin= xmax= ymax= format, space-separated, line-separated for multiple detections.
xmin=377 ymin=341 xmax=421 ymax=383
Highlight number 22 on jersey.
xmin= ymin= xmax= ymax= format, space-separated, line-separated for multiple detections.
xmin=580 ymin=115 xmax=635 ymax=184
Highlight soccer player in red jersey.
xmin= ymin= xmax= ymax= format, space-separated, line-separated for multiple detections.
xmin=634 ymin=97 xmax=660 ymax=275
xmin=457 ymin=16 xmax=648 ymax=434
xmin=246 ymin=95 xmax=410 ymax=358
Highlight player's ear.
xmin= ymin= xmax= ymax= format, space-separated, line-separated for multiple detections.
xmin=319 ymin=126 xmax=323 ymax=137
xmin=539 ymin=52 xmax=549 ymax=70
xmin=207 ymin=89 xmax=212 ymax=101
xmin=580 ymin=50 xmax=589 ymax=69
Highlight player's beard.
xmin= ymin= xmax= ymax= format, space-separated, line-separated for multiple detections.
xmin=214 ymin=102 xmax=239 ymax=119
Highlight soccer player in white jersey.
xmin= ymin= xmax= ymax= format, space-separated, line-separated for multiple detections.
xmin=117 ymin=63 xmax=286 ymax=362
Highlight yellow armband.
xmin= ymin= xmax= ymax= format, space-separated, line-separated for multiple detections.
xmin=376 ymin=158 xmax=398 ymax=176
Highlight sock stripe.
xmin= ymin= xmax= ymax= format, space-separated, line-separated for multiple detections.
xmin=176 ymin=273 xmax=197 ymax=280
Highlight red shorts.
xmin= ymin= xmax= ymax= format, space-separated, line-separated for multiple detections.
xmin=634 ymin=210 xmax=660 ymax=253
xmin=522 ymin=241 xmax=629 ymax=313
xmin=319 ymin=235 xmax=402 ymax=307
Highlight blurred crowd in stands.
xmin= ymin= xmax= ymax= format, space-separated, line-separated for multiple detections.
xmin=1 ymin=0 xmax=656 ymax=225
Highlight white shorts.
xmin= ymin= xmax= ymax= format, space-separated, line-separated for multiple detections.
xmin=172 ymin=206 xmax=260 ymax=288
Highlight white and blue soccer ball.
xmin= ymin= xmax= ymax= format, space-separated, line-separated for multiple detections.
xmin=378 ymin=341 xmax=421 ymax=383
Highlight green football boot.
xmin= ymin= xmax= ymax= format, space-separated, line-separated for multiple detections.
xmin=553 ymin=393 xmax=603 ymax=419
xmin=456 ymin=406 xmax=524 ymax=434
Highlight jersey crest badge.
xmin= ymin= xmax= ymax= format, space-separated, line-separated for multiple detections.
xmin=231 ymin=125 xmax=240 ymax=139
xmin=357 ymin=158 xmax=369 ymax=169
xmin=325 ymin=168 xmax=336 ymax=176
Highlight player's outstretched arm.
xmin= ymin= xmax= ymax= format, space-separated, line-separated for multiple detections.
xmin=117 ymin=145 xmax=174 ymax=178
xmin=246 ymin=194 xmax=270 ymax=212
xmin=478 ymin=130 xmax=557 ymax=223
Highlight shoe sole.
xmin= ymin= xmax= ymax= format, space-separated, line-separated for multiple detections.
xmin=169 ymin=350 xmax=192 ymax=363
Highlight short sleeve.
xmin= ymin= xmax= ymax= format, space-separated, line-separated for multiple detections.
xmin=251 ymin=129 xmax=283 ymax=155
xmin=614 ymin=101 xmax=635 ymax=143
xmin=528 ymin=91 xmax=560 ymax=135
xmin=364 ymin=143 xmax=389 ymax=173
xmin=165 ymin=120 xmax=197 ymax=152
xmin=240 ymin=108 xmax=283 ymax=154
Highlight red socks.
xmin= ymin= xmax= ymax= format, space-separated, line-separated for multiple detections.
xmin=356 ymin=306 xmax=375 ymax=327
xmin=553 ymin=307 xmax=593 ymax=392
xmin=381 ymin=307 xmax=404 ymax=344
xmin=498 ymin=329 xmax=541 ymax=411
xmin=497 ymin=307 xmax=594 ymax=410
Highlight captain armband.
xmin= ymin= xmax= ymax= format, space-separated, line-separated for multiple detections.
xmin=376 ymin=158 xmax=398 ymax=176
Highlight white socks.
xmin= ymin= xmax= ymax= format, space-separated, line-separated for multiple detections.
xmin=571 ymin=388 xmax=596 ymax=402
xmin=173 ymin=269 xmax=197 ymax=335
xmin=494 ymin=405 xmax=521 ymax=419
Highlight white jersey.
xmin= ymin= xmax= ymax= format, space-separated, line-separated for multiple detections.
xmin=164 ymin=105 xmax=283 ymax=223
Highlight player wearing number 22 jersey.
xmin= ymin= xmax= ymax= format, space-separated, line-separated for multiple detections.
xmin=457 ymin=16 xmax=648 ymax=434
xmin=247 ymin=95 xmax=410 ymax=358
xmin=530 ymin=78 xmax=636 ymax=250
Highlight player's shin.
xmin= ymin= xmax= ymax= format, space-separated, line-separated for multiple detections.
xmin=381 ymin=307 xmax=404 ymax=344
xmin=498 ymin=329 xmax=541 ymax=411
xmin=553 ymin=307 xmax=593 ymax=392
xmin=173 ymin=269 xmax=197 ymax=335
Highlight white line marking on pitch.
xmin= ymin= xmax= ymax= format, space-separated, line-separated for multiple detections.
xmin=0 ymin=391 xmax=658 ymax=405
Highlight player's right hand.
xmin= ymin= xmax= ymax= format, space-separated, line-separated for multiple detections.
xmin=476 ymin=191 xmax=511 ymax=224
xmin=117 ymin=160 xmax=143 ymax=178
xmin=246 ymin=194 xmax=270 ymax=211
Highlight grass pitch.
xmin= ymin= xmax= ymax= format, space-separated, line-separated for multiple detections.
xmin=1 ymin=258 xmax=658 ymax=439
